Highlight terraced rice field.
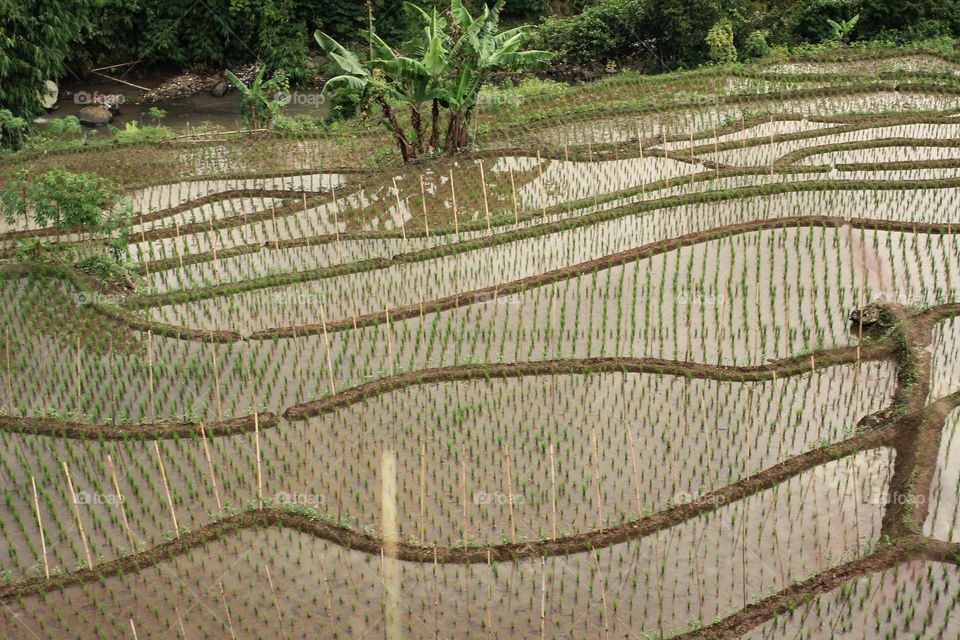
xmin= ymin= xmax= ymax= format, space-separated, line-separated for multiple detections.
xmin=4 ymin=50 xmax=960 ymax=639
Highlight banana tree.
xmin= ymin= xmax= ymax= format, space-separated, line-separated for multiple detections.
xmin=224 ymin=67 xmax=291 ymax=130
xmin=442 ymin=0 xmax=552 ymax=151
xmin=316 ymin=0 xmax=551 ymax=161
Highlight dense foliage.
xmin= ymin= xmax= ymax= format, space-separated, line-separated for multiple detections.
xmin=537 ymin=0 xmax=960 ymax=69
xmin=4 ymin=0 xmax=960 ymax=136
xmin=0 ymin=0 xmax=93 ymax=119
xmin=317 ymin=0 xmax=552 ymax=161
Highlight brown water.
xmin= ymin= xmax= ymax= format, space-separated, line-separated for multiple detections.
xmin=37 ymin=77 xmax=329 ymax=133
xmin=0 ymin=451 xmax=892 ymax=639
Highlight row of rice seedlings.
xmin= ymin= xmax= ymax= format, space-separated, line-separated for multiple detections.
xmin=743 ymin=560 xmax=960 ymax=639
xmin=9 ymin=224 xmax=959 ymax=423
xmin=142 ymin=225 xmax=952 ymax=381
xmin=697 ymin=122 xmax=960 ymax=167
xmin=929 ymin=317 xmax=960 ymax=402
xmin=137 ymin=166 xmax=960 ymax=297
xmin=127 ymin=172 xmax=344 ymax=215
xmin=924 ymin=407 xmax=960 ymax=542
xmin=0 ymin=362 xmax=893 ymax=575
xmin=0 ymin=451 xmax=893 ymax=639
xmin=763 ymin=54 xmax=960 ymax=75
xmin=140 ymin=184 xmax=960 ymax=328
xmin=534 ymin=90 xmax=960 ymax=149
xmin=800 ymin=143 xmax=960 ymax=167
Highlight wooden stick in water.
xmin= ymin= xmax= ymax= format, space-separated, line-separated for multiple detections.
xmin=62 ymin=462 xmax=93 ymax=569
xmin=107 ymin=453 xmax=135 ymax=551
xmin=154 ymin=442 xmax=180 ymax=538
xmin=30 ymin=475 xmax=49 ymax=578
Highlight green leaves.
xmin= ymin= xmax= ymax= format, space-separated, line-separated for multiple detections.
xmin=316 ymin=0 xmax=551 ymax=159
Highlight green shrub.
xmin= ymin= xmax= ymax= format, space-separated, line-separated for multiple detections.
xmin=535 ymin=0 xmax=646 ymax=66
xmin=743 ymin=29 xmax=771 ymax=59
xmin=110 ymin=121 xmax=174 ymax=144
xmin=0 ymin=109 xmax=30 ymax=150
xmin=45 ymin=115 xmax=82 ymax=137
xmin=706 ymin=19 xmax=738 ymax=64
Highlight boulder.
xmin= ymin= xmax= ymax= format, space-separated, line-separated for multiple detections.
xmin=78 ymin=105 xmax=113 ymax=127
xmin=210 ymin=80 xmax=230 ymax=98
xmin=849 ymin=305 xmax=881 ymax=326
xmin=39 ymin=80 xmax=58 ymax=110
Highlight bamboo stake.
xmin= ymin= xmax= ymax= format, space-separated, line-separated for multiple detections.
xmin=129 ymin=619 xmax=140 ymax=640
xmin=381 ymin=450 xmax=402 ymax=640
xmin=593 ymin=551 xmax=610 ymax=640
xmin=384 ymin=301 xmax=394 ymax=376
xmin=504 ymin=441 xmax=516 ymax=544
xmin=154 ymin=441 xmax=180 ymax=538
xmin=270 ymin=203 xmax=281 ymax=250
xmin=147 ymin=330 xmax=155 ymax=421
xmin=420 ymin=175 xmax=430 ymax=239
xmin=330 ymin=185 xmax=342 ymax=260
xmin=419 ymin=442 xmax=427 ymax=542
xmin=509 ymin=166 xmax=519 ymax=229
xmin=30 ymin=475 xmax=48 ymax=578
xmin=637 ymin=123 xmax=646 ymax=196
xmin=460 ymin=445 xmax=469 ymax=548
xmin=175 ymin=220 xmax=184 ymax=270
xmin=391 ymin=177 xmax=407 ymax=241
xmin=75 ymin=336 xmax=81 ymax=413
xmin=539 ymin=556 xmax=547 ymax=640
xmin=62 ymin=462 xmax=93 ymax=570
xmin=4 ymin=328 xmax=11 ymax=413
xmin=200 ymin=422 xmax=222 ymax=513
xmin=140 ymin=227 xmax=150 ymax=279
xmin=536 ymin=149 xmax=547 ymax=216
xmin=548 ymin=444 xmax=558 ymax=540
xmin=209 ymin=337 xmax=223 ymax=422
xmin=219 ymin=583 xmax=237 ymax=640
xmin=479 ymin=162 xmax=491 ymax=233
xmin=450 ymin=169 xmax=459 ymax=237
xmin=174 ymin=606 xmax=187 ymax=639
xmin=592 ymin=426 xmax=604 ymax=530
xmin=107 ymin=453 xmax=135 ymax=551
xmin=254 ymin=410 xmax=262 ymax=508
xmin=264 ymin=564 xmax=286 ymax=639
xmin=319 ymin=305 xmax=336 ymax=395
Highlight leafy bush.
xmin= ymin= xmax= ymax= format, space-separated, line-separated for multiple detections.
xmin=857 ymin=0 xmax=960 ymax=42
xmin=644 ymin=0 xmax=757 ymax=67
xmin=0 ymin=109 xmax=30 ymax=150
xmin=1 ymin=169 xmax=121 ymax=231
xmin=46 ymin=116 xmax=82 ymax=137
xmin=742 ymin=29 xmax=771 ymax=58
xmin=535 ymin=0 xmax=646 ymax=65
xmin=110 ymin=121 xmax=174 ymax=144
xmin=271 ymin=114 xmax=329 ymax=133
xmin=706 ymin=19 xmax=738 ymax=63
xmin=225 ymin=67 xmax=291 ymax=129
